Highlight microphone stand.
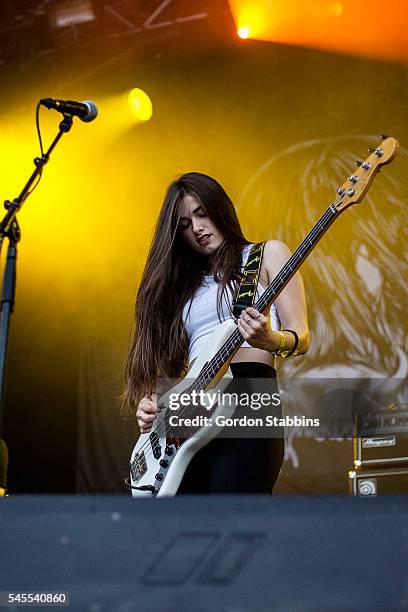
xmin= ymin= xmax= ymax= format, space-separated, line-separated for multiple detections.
xmin=0 ymin=113 xmax=73 ymax=438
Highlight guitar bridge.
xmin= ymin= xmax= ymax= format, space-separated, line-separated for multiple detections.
xmin=129 ymin=450 xmax=147 ymax=482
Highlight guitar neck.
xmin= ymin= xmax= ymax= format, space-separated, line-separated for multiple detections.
xmin=256 ymin=203 xmax=338 ymax=315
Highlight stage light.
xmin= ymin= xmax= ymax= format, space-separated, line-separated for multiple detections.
xmin=50 ymin=0 xmax=95 ymax=28
xmin=228 ymin=0 xmax=408 ymax=62
xmin=128 ymin=88 xmax=153 ymax=122
xmin=238 ymin=26 xmax=251 ymax=39
xmin=234 ymin=3 xmax=269 ymax=40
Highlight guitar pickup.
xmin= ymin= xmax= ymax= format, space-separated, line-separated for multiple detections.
xmin=150 ymin=431 xmax=162 ymax=459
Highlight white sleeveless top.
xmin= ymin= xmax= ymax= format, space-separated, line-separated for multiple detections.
xmin=182 ymin=243 xmax=281 ymax=364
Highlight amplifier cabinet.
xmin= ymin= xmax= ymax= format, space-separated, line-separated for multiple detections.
xmin=354 ymin=435 xmax=408 ymax=468
xmin=349 ymin=467 xmax=408 ymax=496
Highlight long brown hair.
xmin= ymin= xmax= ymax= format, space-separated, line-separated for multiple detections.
xmin=121 ymin=172 xmax=249 ymax=418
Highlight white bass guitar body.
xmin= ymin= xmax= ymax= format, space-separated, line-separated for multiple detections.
xmin=129 ymin=319 xmax=237 ymax=497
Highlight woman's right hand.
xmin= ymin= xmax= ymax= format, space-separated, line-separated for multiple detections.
xmin=136 ymin=394 xmax=158 ymax=434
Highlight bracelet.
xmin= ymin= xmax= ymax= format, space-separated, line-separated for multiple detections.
xmin=268 ymin=329 xmax=300 ymax=358
xmin=268 ymin=330 xmax=285 ymax=356
xmin=280 ymin=329 xmax=299 ymax=358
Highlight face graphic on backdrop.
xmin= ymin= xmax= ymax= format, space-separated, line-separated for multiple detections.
xmin=237 ymin=136 xmax=408 ymax=476
xmin=238 ymin=135 xmax=408 ymax=379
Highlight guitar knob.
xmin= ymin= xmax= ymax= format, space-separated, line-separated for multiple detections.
xmin=347 ymin=188 xmax=355 ymax=196
xmin=165 ymin=446 xmax=174 ymax=456
xmin=160 ymin=459 xmax=169 ymax=468
xmin=155 ymin=473 xmax=163 ymax=481
xmin=349 ymin=175 xmax=358 ymax=184
xmin=336 ymin=188 xmax=345 ymax=196
xmin=362 ymin=161 xmax=371 ymax=170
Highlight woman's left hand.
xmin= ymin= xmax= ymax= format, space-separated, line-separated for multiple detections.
xmin=237 ymin=306 xmax=278 ymax=351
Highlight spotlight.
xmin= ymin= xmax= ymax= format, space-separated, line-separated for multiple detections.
xmin=128 ymin=88 xmax=153 ymax=122
xmin=238 ymin=26 xmax=250 ymax=39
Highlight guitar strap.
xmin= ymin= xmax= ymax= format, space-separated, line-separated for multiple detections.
xmin=232 ymin=242 xmax=266 ymax=318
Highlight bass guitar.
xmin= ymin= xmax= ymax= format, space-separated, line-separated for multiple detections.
xmin=129 ymin=136 xmax=399 ymax=497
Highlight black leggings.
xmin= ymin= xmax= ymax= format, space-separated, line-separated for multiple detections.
xmin=177 ymin=362 xmax=284 ymax=495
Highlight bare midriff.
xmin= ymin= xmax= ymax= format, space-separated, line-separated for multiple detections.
xmin=231 ymin=346 xmax=275 ymax=367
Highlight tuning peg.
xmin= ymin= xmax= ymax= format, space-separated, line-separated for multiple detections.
xmin=368 ymin=148 xmax=376 ymax=153
xmin=368 ymin=148 xmax=384 ymax=157
xmin=380 ymin=133 xmax=389 ymax=140
xmin=356 ymin=160 xmax=371 ymax=170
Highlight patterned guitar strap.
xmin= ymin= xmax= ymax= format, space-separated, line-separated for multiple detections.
xmin=232 ymin=242 xmax=266 ymax=318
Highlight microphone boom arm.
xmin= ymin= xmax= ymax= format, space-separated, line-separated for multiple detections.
xmin=0 ymin=111 xmax=73 ymax=434
xmin=1 ymin=113 xmax=73 ymax=240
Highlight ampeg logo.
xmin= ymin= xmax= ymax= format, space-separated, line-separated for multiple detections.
xmin=358 ymin=479 xmax=377 ymax=497
xmin=362 ymin=437 xmax=396 ymax=448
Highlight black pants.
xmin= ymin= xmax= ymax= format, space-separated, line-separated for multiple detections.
xmin=177 ymin=362 xmax=284 ymax=495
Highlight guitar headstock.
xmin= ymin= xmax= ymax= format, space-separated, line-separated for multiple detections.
xmin=334 ymin=136 xmax=399 ymax=213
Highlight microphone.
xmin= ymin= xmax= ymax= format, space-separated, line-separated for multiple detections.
xmin=40 ymin=98 xmax=98 ymax=123
xmin=0 ymin=438 xmax=8 ymax=494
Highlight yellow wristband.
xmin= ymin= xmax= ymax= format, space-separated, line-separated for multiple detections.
xmin=269 ymin=330 xmax=286 ymax=355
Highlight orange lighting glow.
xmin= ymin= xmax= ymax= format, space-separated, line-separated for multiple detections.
xmin=228 ymin=0 xmax=408 ymax=62
xmin=332 ymin=2 xmax=343 ymax=16
xmin=234 ymin=2 xmax=270 ymax=40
